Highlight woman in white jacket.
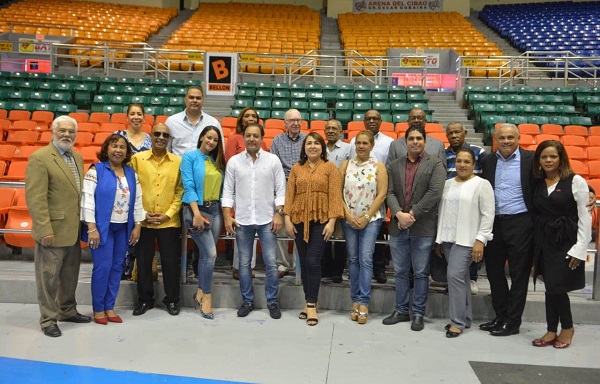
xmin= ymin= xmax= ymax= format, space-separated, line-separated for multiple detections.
xmin=434 ymin=148 xmax=495 ymax=338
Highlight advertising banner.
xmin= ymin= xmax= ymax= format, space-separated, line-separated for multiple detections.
xmin=205 ymin=52 xmax=237 ymax=96
xmin=353 ymin=0 xmax=443 ymax=13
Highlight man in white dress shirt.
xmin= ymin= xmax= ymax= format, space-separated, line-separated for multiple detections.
xmin=348 ymin=110 xmax=394 ymax=164
xmin=222 ymin=123 xmax=286 ymax=319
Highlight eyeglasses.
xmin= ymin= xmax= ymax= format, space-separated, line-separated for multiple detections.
xmin=56 ymin=128 xmax=77 ymax=135
xmin=285 ymin=118 xmax=302 ymax=124
xmin=365 ymin=117 xmax=381 ymax=122
xmin=408 ymin=115 xmax=426 ymax=121
xmin=152 ymin=131 xmax=171 ymax=139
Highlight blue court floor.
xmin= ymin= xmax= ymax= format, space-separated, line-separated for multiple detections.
xmin=0 ymin=303 xmax=599 ymax=383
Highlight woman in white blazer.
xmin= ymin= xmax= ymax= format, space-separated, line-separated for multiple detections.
xmin=434 ymin=148 xmax=495 ymax=338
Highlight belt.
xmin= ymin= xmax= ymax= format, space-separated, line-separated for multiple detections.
xmin=495 ymin=212 xmax=528 ymax=220
xmin=183 ymin=200 xmax=220 ymax=208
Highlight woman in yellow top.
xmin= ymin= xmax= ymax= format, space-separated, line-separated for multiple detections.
xmin=180 ymin=126 xmax=225 ymax=320
xmin=284 ymin=132 xmax=344 ymax=326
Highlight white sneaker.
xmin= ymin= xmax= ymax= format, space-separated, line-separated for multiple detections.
xmin=470 ymin=280 xmax=479 ymax=295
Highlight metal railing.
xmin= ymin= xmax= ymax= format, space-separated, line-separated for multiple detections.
xmin=456 ymin=51 xmax=600 ymax=87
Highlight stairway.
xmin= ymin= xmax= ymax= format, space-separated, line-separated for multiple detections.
xmin=119 ymin=9 xmax=197 ymax=73
xmin=428 ymin=91 xmax=485 ymax=148
xmin=317 ymin=13 xmax=346 ymax=82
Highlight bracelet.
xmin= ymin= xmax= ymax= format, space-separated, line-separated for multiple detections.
xmin=88 ymin=228 xmax=98 ymax=233
xmin=363 ymin=213 xmax=371 ymax=221
xmin=135 ymin=221 xmax=142 ymax=225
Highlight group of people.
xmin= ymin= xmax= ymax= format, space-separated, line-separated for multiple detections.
xmin=25 ymin=85 xmax=593 ymax=347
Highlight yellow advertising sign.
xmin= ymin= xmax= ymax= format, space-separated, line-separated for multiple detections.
xmin=187 ymin=52 xmax=203 ymax=61
xmin=19 ymin=39 xmax=35 ymax=53
xmin=0 ymin=41 xmax=12 ymax=52
xmin=400 ymin=56 xmax=424 ymax=67
xmin=463 ymin=58 xmax=478 ymax=67
xmin=239 ymin=53 xmax=256 ymax=62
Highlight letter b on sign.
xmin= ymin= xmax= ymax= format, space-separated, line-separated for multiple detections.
xmin=208 ymin=56 xmax=231 ymax=83
xmin=212 ymin=60 xmax=228 ymax=80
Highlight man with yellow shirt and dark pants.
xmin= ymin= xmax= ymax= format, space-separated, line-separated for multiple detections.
xmin=130 ymin=123 xmax=184 ymax=316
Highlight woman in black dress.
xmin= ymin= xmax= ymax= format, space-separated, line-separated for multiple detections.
xmin=531 ymin=140 xmax=591 ymax=349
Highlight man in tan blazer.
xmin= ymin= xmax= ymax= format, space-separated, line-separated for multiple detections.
xmin=25 ymin=115 xmax=91 ymax=337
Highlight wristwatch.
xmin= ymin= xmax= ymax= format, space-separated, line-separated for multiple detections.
xmin=275 ymin=208 xmax=285 ymax=215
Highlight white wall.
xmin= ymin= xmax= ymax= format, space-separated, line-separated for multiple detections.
xmin=327 ymin=0 xmax=470 ymax=18
xmin=193 ymin=0 xmax=322 ymax=10
xmin=86 ymin=0 xmax=179 ymax=7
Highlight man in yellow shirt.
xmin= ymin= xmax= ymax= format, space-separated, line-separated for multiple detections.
xmin=130 ymin=123 xmax=184 ymax=316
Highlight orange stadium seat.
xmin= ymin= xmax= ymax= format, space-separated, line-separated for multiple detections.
xmin=587 ymin=146 xmax=600 ymax=161
xmin=4 ymin=206 xmax=35 ymax=248
xmin=588 ymin=161 xmax=600 ymax=179
xmin=68 ymin=112 xmax=89 ymax=123
xmin=564 ymin=146 xmax=587 ymax=161
xmin=518 ymin=124 xmax=540 ymax=135
xmin=541 ymin=124 xmax=564 ymax=136
xmin=0 ymin=160 xmax=28 ymax=181
xmin=7 ymin=110 xmax=31 ymax=122
xmin=571 ymin=160 xmax=589 ymax=179
xmin=588 ymin=136 xmax=600 ymax=147
xmin=562 ymin=135 xmax=588 ymax=147
xmin=535 ymin=134 xmax=560 ymax=144
xmin=12 ymin=145 xmax=42 ymax=160
xmin=564 ymin=125 xmax=589 ymax=136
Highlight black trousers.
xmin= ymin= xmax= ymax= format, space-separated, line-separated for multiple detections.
xmin=546 ymin=292 xmax=573 ymax=332
xmin=135 ymin=227 xmax=181 ymax=305
xmin=484 ymin=213 xmax=533 ymax=326
xmin=321 ymin=241 xmax=346 ymax=278
xmin=373 ymin=224 xmax=388 ymax=277
xmin=294 ymin=221 xmax=327 ymax=303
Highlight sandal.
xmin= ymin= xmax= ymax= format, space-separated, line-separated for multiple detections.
xmin=350 ymin=302 xmax=359 ymax=322
xmin=306 ymin=302 xmax=318 ymax=326
xmin=357 ymin=305 xmax=368 ymax=325
xmin=298 ymin=307 xmax=308 ymax=320
xmin=554 ymin=328 xmax=574 ymax=349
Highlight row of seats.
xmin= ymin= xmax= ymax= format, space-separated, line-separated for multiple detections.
xmin=481 ymin=1 xmax=600 ymax=57
xmin=159 ymin=3 xmax=319 ymax=72
xmin=339 ymin=12 xmax=502 ymax=57
xmin=163 ymin=3 xmax=319 ymax=54
xmin=0 ymin=0 xmax=175 ymax=43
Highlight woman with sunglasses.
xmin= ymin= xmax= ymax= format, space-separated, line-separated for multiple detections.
xmin=181 ymin=126 xmax=226 ymax=319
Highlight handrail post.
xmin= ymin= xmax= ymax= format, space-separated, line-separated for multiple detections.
xmin=593 ymin=203 xmax=600 ymax=300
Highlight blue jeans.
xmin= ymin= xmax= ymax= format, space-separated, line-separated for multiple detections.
xmin=342 ymin=218 xmax=382 ymax=305
xmin=389 ymin=230 xmax=434 ymax=316
xmin=236 ymin=223 xmax=279 ymax=305
xmin=184 ymin=203 xmax=222 ymax=294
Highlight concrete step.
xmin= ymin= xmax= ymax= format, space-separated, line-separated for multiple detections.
xmin=1 ymin=257 xmax=598 ymax=324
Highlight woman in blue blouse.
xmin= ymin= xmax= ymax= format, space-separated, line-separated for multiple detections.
xmin=82 ymin=134 xmax=145 ymax=324
xmin=181 ymin=126 xmax=225 ymax=319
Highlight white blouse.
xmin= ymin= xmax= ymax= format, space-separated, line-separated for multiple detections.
xmin=435 ymin=176 xmax=495 ymax=247
xmin=81 ymin=168 xmax=145 ymax=224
